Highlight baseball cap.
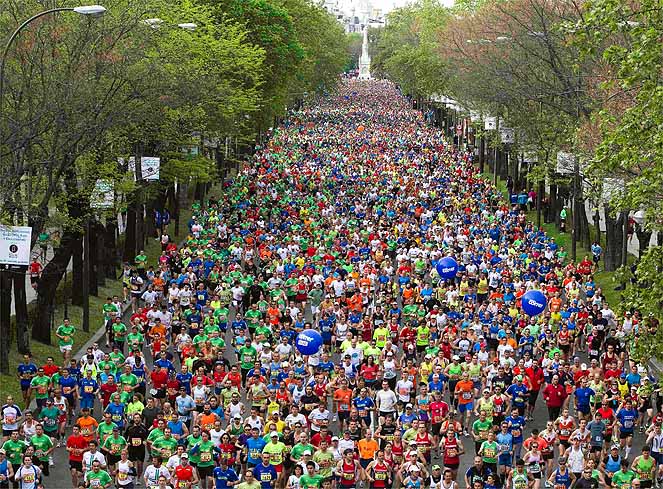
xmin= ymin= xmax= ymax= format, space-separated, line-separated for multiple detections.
xmin=406 ymin=403 xmax=413 ymax=408
xmin=332 ymin=436 xmax=339 ymax=441
xmin=432 ymin=465 xmax=441 ymax=470
xmin=181 ymin=453 xmax=189 ymax=458
xmin=270 ymin=431 xmax=279 ymax=438
xmin=302 ymin=450 xmax=312 ymax=456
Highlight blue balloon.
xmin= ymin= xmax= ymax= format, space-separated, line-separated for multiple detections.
xmin=295 ymin=329 xmax=323 ymax=356
xmin=521 ymin=290 xmax=547 ymax=316
xmin=436 ymin=257 xmax=458 ymax=280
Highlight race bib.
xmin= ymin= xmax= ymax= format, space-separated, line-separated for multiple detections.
xmin=84 ymin=386 xmax=93 ymax=393
xmin=37 ymin=386 xmax=47 ymax=394
xmin=118 ymin=472 xmax=128 ymax=481
xmin=23 ymin=473 xmax=35 ymax=484
xmin=462 ymin=392 xmax=472 ymax=400
xmin=132 ymin=438 xmax=142 ymax=447
xmin=200 ymin=452 xmax=212 ymax=462
xmin=374 ymin=472 xmax=386 ymax=480
xmin=63 ymin=387 xmax=72 ymax=394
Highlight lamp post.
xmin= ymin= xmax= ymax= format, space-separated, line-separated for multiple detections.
xmin=0 ymin=4 xmax=106 ymax=373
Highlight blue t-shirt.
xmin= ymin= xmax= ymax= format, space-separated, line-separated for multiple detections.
xmin=253 ymin=463 xmax=277 ymax=489
xmin=617 ymin=408 xmax=638 ymax=433
xmin=213 ymin=467 xmax=239 ymax=489
xmin=574 ymin=387 xmax=595 ymax=408
xmin=506 ymin=384 xmax=528 ymax=407
xmin=79 ymin=378 xmax=98 ymax=399
xmin=246 ymin=437 xmax=267 ymax=465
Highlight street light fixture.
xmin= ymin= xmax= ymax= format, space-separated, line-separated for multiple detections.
xmin=0 ymin=3 xmax=106 ymax=371
xmin=143 ymin=18 xmax=197 ymax=31
xmin=177 ymin=23 xmax=198 ymax=31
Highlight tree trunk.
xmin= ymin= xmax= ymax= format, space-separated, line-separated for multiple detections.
xmin=135 ymin=197 xmax=144 ymax=257
xmin=547 ymin=183 xmax=558 ymax=224
xmin=594 ymin=206 xmax=601 ymax=247
xmin=603 ymin=204 xmax=624 ymax=272
xmin=635 ymin=226 xmax=652 ymax=258
xmin=13 ymin=271 xmax=30 ymax=354
xmin=123 ymin=203 xmax=137 ymax=262
xmin=89 ymin=220 xmax=100 ymax=296
xmin=0 ymin=269 xmax=11 ymax=373
xmin=105 ymin=220 xmax=118 ymax=279
xmin=71 ymin=233 xmax=83 ymax=306
xmin=33 ymin=237 xmax=74 ymax=343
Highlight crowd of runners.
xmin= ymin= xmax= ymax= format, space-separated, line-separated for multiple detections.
xmin=1 ymin=79 xmax=662 ymax=489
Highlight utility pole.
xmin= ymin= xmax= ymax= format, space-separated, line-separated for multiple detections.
xmin=82 ymin=218 xmax=90 ymax=332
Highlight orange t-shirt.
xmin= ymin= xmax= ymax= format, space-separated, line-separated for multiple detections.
xmin=357 ymin=438 xmax=379 ymax=459
xmin=77 ymin=416 xmax=99 ymax=441
xmin=334 ymin=389 xmax=352 ymax=412
xmin=455 ymin=380 xmax=475 ymax=404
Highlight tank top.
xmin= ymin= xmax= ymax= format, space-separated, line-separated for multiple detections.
xmin=605 ymin=454 xmax=621 ymax=473
xmin=567 ymin=446 xmax=584 ymax=473
xmin=512 ymin=471 xmax=529 ymax=489
xmin=558 ymin=418 xmax=574 ymax=440
xmin=371 ymin=461 xmax=389 ymax=488
xmin=635 ymin=456 xmax=654 ymax=480
xmin=116 ymin=459 xmax=134 ymax=486
xmin=383 ymin=360 xmax=397 ymax=379
xmin=340 ymin=460 xmax=357 ymax=486
xmin=415 ymin=432 xmax=431 ymax=456
xmin=391 ymin=443 xmax=404 ymax=464
xmin=554 ymin=468 xmax=572 ymax=488
xmin=443 ymin=437 xmax=460 ymax=465
xmin=192 ymin=386 xmax=207 ymax=406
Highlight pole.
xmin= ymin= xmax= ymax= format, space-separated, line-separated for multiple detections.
xmin=0 ymin=8 xmax=77 ymax=374
xmin=494 ymin=118 xmax=499 ymax=185
xmin=82 ymin=218 xmax=90 ymax=332
xmin=571 ymin=159 xmax=579 ymax=262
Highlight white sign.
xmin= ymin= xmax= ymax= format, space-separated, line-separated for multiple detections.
xmin=484 ymin=117 xmax=497 ymax=130
xmin=0 ymin=225 xmax=32 ymax=266
xmin=128 ymin=156 xmax=160 ymax=181
xmin=500 ymin=127 xmax=515 ymax=144
xmin=90 ymin=179 xmax=115 ymax=209
xmin=556 ymin=151 xmax=576 ymax=174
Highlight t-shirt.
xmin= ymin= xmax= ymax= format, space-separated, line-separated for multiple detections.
xmin=252 ymin=463 xmax=277 ymax=489
xmin=213 ymin=466 xmax=239 ymax=489
xmin=299 ymin=473 xmax=323 ymax=489
xmin=30 ymin=376 xmax=50 ymax=398
xmin=262 ymin=441 xmax=286 ymax=465
xmin=30 ymin=434 xmax=53 ymax=461
xmin=56 ymin=324 xmax=75 ymax=347
xmin=2 ymin=439 xmax=27 ymax=465
xmin=14 ymin=465 xmax=41 ymax=489
xmin=85 ymin=469 xmax=113 ymax=488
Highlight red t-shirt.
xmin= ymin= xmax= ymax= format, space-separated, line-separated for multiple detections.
xmin=150 ymin=370 xmax=168 ymax=389
xmin=100 ymin=383 xmax=118 ymax=407
xmin=175 ymin=465 xmax=194 ymax=482
xmin=67 ymin=434 xmax=88 ymax=462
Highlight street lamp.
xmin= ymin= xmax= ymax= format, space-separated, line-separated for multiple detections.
xmin=0 ymin=4 xmax=107 ymax=158
xmin=0 ymin=4 xmax=105 ymax=371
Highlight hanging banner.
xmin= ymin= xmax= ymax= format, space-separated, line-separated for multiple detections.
xmin=484 ymin=117 xmax=497 ymax=130
xmin=128 ymin=156 xmax=160 ymax=181
xmin=0 ymin=225 xmax=32 ymax=266
xmin=90 ymin=179 xmax=115 ymax=209
xmin=556 ymin=151 xmax=575 ymax=175
xmin=500 ymin=127 xmax=515 ymax=144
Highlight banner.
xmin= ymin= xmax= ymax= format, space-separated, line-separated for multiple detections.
xmin=90 ymin=179 xmax=115 ymax=209
xmin=500 ymin=127 xmax=515 ymax=144
xmin=484 ymin=117 xmax=497 ymax=130
xmin=0 ymin=226 xmax=32 ymax=266
xmin=128 ymin=156 xmax=160 ymax=181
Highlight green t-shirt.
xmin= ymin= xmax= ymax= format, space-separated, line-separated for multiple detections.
xmin=472 ymin=419 xmax=493 ymax=441
xmin=312 ymin=449 xmax=335 ymax=478
xmin=135 ymin=254 xmax=147 ymax=269
xmin=245 ymin=309 xmax=262 ymax=327
xmin=97 ymin=421 xmax=118 ymax=443
xmin=300 ymin=474 xmax=323 ymax=489
xmin=152 ymin=435 xmax=178 ymax=459
xmin=30 ymin=434 xmax=54 ymax=461
xmin=480 ymin=440 xmax=498 ymax=464
xmin=611 ymin=469 xmax=636 ymax=489
xmin=194 ymin=439 xmax=217 ymax=467
xmin=186 ymin=434 xmax=203 ymax=464
xmin=112 ymin=322 xmax=127 ymax=342
xmin=39 ymin=406 xmax=61 ymax=433
xmin=103 ymin=435 xmax=127 ymax=456
xmin=85 ymin=469 xmax=113 ymax=488
xmin=30 ymin=375 xmax=50 ymax=398
xmin=2 ymin=439 xmax=27 ymax=465
xmin=127 ymin=332 xmax=144 ymax=348
xmin=290 ymin=443 xmax=315 ymax=461
xmin=239 ymin=345 xmax=257 ymax=369
xmin=56 ymin=324 xmax=75 ymax=347
xmin=102 ymin=303 xmax=119 ymax=321
xmin=262 ymin=441 xmax=286 ymax=465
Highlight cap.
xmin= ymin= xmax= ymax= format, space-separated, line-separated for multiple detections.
xmin=233 ymin=414 xmax=242 ymax=419
xmin=452 ymin=355 xmax=460 ymax=361
xmin=302 ymin=450 xmax=312 ymax=456
xmin=611 ymin=445 xmax=620 ymax=450
xmin=0 ymin=449 xmax=5 ymax=455
xmin=432 ymin=464 xmax=441 ymax=470
xmin=332 ymin=436 xmax=339 ymax=441
xmin=410 ymin=466 xmax=421 ymax=472
xmin=181 ymin=453 xmax=189 ymax=458
xmin=406 ymin=403 xmax=413 ymax=408
xmin=270 ymin=431 xmax=279 ymax=438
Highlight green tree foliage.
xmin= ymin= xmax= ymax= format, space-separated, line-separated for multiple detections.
xmin=371 ymin=0 xmax=449 ymax=98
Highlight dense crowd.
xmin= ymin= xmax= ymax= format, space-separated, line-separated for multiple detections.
xmin=1 ymin=79 xmax=661 ymax=489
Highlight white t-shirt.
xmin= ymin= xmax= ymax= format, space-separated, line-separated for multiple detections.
xmin=82 ymin=451 xmax=107 ymax=474
xmin=376 ymin=389 xmax=398 ymax=413
xmin=143 ymin=465 xmax=171 ymax=487
xmin=14 ymin=465 xmax=41 ymax=489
